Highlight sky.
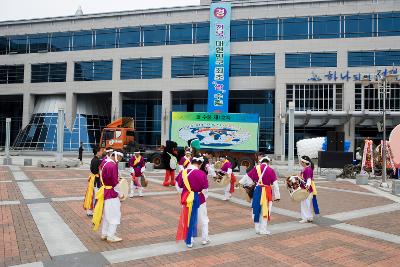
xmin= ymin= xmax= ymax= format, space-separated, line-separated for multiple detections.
xmin=0 ymin=0 xmax=201 ymax=22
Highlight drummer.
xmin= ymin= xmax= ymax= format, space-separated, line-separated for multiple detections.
xmin=128 ymin=150 xmax=146 ymax=197
xmin=239 ymin=155 xmax=280 ymax=235
xmin=219 ymin=156 xmax=236 ymax=201
xmin=299 ymin=155 xmax=319 ymax=223
xmin=92 ymin=149 xmax=125 ymax=242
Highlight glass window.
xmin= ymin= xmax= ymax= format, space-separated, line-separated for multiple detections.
xmin=345 ymin=14 xmax=373 ymax=38
xmin=250 ymin=54 xmax=275 ymax=76
xmin=310 ymin=52 xmax=337 ymax=67
xmin=142 ymin=25 xmax=166 ymax=46
xmin=312 ymin=16 xmax=340 ymax=39
xmin=9 ymin=36 xmax=27 ymax=54
xmin=280 ymin=17 xmax=309 ymax=40
xmin=121 ymin=58 xmax=162 ymax=79
xmin=230 ymin=55 xmax=250 ymax=76
xmin=119 ymin=27 xmax=141 ymax=48
xmin=252 ymin=19 xmax=278 ymax=41
xmin=50 ymin=32 xmax=70 ymax=52
xmin=74 ymin=62 xmax=93 ymax=81
xmin=95 ymin=28 xmax=116 ymax=49
xmin=31 ymin=64 xmax=49 ymax=83
xmin=171 ymin=56 xmax=208 ymax=78
xmin=231 ymin=20 xmax=250 ymax=42
xmin=49 ymin=63 xmax=67 ymax=82
xmin=348 ymin=51 xmax=375 ymax=66
xmin=375 ymin=50 xmax=400 ymax=66
xmin=377 ymin=12 xmax=400 ymax=36
xmin=170 ymin=23 xmax=193 ymax=45
xmin=93 ymin=61 xmax=112 ymax=80
xmin=285 ymin=53 xmax=310 ymax=68
xmin=194 ymin=22 xmax=209 ymax=43
xmin=0 ymin=37 xmax=7 ymax=55
xmin=73 ymin=30 xmax=93 ymax=50
xmin=29 ymin=34 xmax=49 ymax=53
xmin=0 ymin=65 xmax=24 ymax=84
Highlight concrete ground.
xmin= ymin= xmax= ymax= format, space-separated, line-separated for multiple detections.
xmin=1 ymin=157 xmax=400 ymax=267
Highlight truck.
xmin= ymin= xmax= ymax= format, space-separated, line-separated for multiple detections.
xmin=99 ymin=117 xmax=163 ymax=166
xmin=170 ymin=112 xmax=260 ymax=171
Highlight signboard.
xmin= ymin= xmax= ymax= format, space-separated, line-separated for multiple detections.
xmin=308 ymin=67 xmax=399 ymax=82
xmin=170 ymin=112 xmax=259 ymax=152
xmin=207 ymin=2 xmax=231 ymax=113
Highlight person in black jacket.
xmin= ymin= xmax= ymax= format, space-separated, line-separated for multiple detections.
xmin=78 ymin=142 xmax=84 ymax=165
xmin=162 ymin=140 xmax=178 ymax=186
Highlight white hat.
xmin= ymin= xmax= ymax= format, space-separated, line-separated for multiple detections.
xmin=259 ymin=155 xmax=271 ymax=163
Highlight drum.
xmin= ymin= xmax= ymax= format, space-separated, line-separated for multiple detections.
xmin=213 ymin=171 xmax=230 ymax=186
xmin=238 ymin=184 xmax=256 ymax=203
xmin=286 ymin=176 xmax=309 ymax=202
xmin=117 ymin=178 xmax=129 ymax=201
xmin=140 ymin=174 xmax=148 ymax=187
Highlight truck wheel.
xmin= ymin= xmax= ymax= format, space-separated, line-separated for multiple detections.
xmin=238 ymin=157 xmax=254 ymax=172
xmin=150 ymin=153 xmax=163 ymax=169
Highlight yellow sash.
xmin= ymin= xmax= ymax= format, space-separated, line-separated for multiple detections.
xmin=92 ymin=161 xmax=113 ymax=231
xmin=133 ymin=156 xmax=141 ymax=166
xmin=256 ymin=165 xmax=269 ymax=219
xmin=182 ymin=169 xmax=194 ymax=226
xmin=311 ymin=181 xmax=317 ymax=196
xmin=184 ymin=157 xmax=190 ymax=167
xmin=83 ymin=173 xmax=97 ymax=210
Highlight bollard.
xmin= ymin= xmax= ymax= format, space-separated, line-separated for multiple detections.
xmin=356 ymin=174 xmax=369 ymax=185
xmin=145 ymin=162 xmax=154 ymax=172
xmin=392 ymin=180 xmax=400 ymax=195
xmin=327 ymin=173 xmax=337 ymax=181
xmin=239 ymin=166 xmax=247 ymax=175
xmin=24 ymin=158 xmax=32 ymax=166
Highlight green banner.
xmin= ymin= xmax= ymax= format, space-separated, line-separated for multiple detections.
xmin=170 ymin=112 xmax=259 ymax=151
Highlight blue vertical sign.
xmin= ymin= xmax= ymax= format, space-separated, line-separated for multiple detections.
xmin=207 ymin=2 xmax=231 ymax=113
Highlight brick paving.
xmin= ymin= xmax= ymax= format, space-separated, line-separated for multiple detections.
xmin=347 ymin=210 xmax=400 ymax=236
xmin=52 ymin=195 xmax=293 ymax=253
xmin=0 ymin=205 xmax=50 ymax=267
xmin=0 ymin=182 xmax=23 ymax=201
xmin=110 ymin=227 xmax=400 ymax=267
xmin=1 ymin=166 xmax=400 ymax=267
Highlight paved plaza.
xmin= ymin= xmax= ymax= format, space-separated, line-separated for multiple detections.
xmin=1 ymin=162 xmax=400 ymax=267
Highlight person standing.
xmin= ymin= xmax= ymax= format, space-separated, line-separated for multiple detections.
xmin=178 ymin=150 xmax=192 ymax=171
xmin=219 ymin=156 xmax=236 ymax=201
xmin=299 ymin=155 xmax=320 ymax=223
xmin=176 ymin=155 xmax=210 ymax=248
xmin=162 ymin=141 xmax=178 ymax=187
xmin=78 ymin=142 xmax=84 ymax=165
xmin=83 ymin=146 xmax=102 ymax=216
xmin=92 ymin=150 xmax=125 ymax=242
xmin=239 ymin=155 xmax=280 ymax=235
xmin=128 ymin=150 xmax=146 ymax=197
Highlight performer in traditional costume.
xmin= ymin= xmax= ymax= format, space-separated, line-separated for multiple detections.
xmin=200 ymin=151 xmax=216 ymax=177
xmin=239 ymin=155 xmax=280 ymax=235
xmin=83 ymin=147 xmax=102 ymax=216
xmin=128 ymin=150 xmax=146 ymax=197
xmin=176 ymin=155 xmax=210 ymax=248
xmin=162 ymin=141 xmax=178 ymax=186
xmin=219 ymin=156 xmax=236 ymax=201
xmin=299 ymin=155 xmax=319 ymax=223
xmin=92 ymin=150 xmax=125 ymax=242
xmin=178 ymin=150 xmax=192 ymax=171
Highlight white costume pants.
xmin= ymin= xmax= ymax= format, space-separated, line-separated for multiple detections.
xmin=101 ymin=197 xmax=121 ymax=237
xmin=224 ymin=183 xmax=231 ymax=198
xmin=198 ymin=203 xmax=209 ymax=241
xmin=253 ymin=202 xmax=272 ymax=234
xmin=300 ymin=194 xmax=313 ymax=220
xmin=130 ymin=179 xmax=143 ymax=196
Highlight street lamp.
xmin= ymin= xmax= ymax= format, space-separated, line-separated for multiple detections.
xmin=361 ymin=69 xmax=399 ymax=187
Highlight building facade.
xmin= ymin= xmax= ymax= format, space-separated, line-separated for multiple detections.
xmin=0 ymin=0 xmax=399 ymax=156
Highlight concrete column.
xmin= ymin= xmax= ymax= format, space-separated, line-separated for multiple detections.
xmin=288 ymin=102 xmax=295 ymax=171
xmin=274 ymin=52 xmax=286 ymax=159
xmin=22 ymin=92 xmax=34 ymax=128
xmin=24 ymin=63 xmax=31 ymax=84
xmin=111 ymin=90 xmax=122 ymax=121
xmin=161 ymin=90 xmax=172 ymax=145
xmin=342 ymin=81 xmax=356 ymax=152
xmin=66 ymin=61 xmax=74 ymax=82
xmin=163 ymin=56 xmax=171 ymax=79
xmin=56 ymin=108 xmax=64 ymax=163
xmin=65 ymin=92 xmax=77 ymax=130
xmin=112 ymin=59 xmax=121 ymax=81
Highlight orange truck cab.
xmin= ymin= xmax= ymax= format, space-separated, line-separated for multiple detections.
xmin=99 ymin=117 xmax=136 ymax=153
